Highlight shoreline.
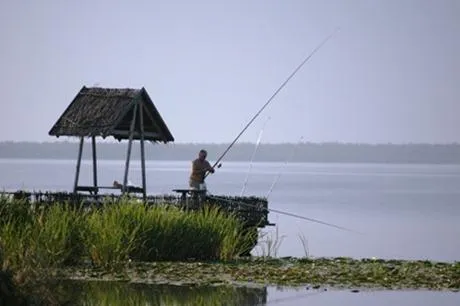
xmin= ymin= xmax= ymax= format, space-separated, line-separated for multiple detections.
xmin=53 ymin=257 xmax=460 ymax=291
xmin=2 ymin=142 xmax=460 ymax=165
xmin=1 ymin=157 xmax=460 ymax=166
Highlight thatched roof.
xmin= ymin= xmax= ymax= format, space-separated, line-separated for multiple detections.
xmin=49 ymin=86 xmax=174 ymax=143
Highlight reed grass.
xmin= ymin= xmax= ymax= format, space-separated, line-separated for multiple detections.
xmin=87 ymin=203 xmax=255 ymax=266
xmin=0 ymin=203 xmax=84 ymax=271
xmin=298 ymin=232 xmax=310 ymax=258
xmin=255 ymin=224 xmax=286 ymax=258
xmin=0 ymin=198 xmax=257 ymax=271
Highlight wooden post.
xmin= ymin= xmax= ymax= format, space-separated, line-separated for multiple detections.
xmin=122 ymin=102 xmax=138 ymax=194
xmin=91 ymin=136 xmax=98 ymax=194
xmin=73 ymin=137 xmax=84 ymax=194
xmin=139 ymin=103 xmax=147 ymax=201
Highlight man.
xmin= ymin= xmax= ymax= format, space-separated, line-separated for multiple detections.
xmin=189 ymin=149 xmax=215 ymax=190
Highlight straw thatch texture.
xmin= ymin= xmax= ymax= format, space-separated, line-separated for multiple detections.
xmin=48 ymin=87 xmax=174 ymax=143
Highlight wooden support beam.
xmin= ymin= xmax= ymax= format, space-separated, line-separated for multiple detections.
xmin=91 ymin=136 xmax=98 ymax=193
xmin=73 ymin=137 xmax=84 ymax=194
xmin=139 ymin=103 xmax=147 ymax=201
xmin=122 ymin=103 xmax=138 ymax=194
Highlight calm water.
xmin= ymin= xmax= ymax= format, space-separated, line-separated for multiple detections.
xmin=54 ymin=280 xmax=460 ymax=306
xmin=1 ymin=159 xmax=459 ymax=305
xmin=1 ymin=159 xmax=459 ymax=262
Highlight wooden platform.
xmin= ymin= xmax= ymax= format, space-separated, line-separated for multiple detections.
xmin=1 ymin=190 xmax=273 ymax=228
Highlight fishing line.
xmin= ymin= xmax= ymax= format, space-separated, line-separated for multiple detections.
xmin=205 ymin=28 xmax=340 ymax=178
xmin=240 ymin=116 xmax=271 ymax=196
xmin=206 ymin=194 xmax=362 ymax=234
xmin=265 ymin=136 xmax=304 ymax=198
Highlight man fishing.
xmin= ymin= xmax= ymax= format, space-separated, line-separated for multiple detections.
xmin=189 ymin=149 xmax=215 ymax=191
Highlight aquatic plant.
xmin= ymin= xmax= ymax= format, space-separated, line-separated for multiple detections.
xmin=1 ymin=233 xmax=72 ymax=306
xmin=57 ymin=258 xmax=460 ymax=290
xmin=0 ymin=204 xmax=84 ymax=270
xmin=85 ymin=202 xmax=144 ymax=268
xmin=0 ymin=196 xmax=33 ymax=228
xmin=0 ymin=198 xmax=257 ymax=270
xmin=297 ymin=232 xmax=309 ymax=258
xmin=87 ymin=202 xmax=256 ymax=266
xmin=255 ymin=224 xmax=286 ymax=258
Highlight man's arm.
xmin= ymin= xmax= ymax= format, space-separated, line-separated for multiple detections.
xmin=206 ymin=161 xmax=215 ymax=173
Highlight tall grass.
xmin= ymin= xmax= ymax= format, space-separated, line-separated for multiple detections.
xmin=0 ymin=198 xmax=257 ymax=271
xmin=87 ymin=203 xmax=256 ymax=266
xmin=86 ymin=202 xmax=143 ymax=267
xmin=298 ymin=232 xmax=310 ymax=258
xmin=0 ymin=202 xmax=84 ymax=270
xmin=0 ymin=197 xmax=82 ymax=305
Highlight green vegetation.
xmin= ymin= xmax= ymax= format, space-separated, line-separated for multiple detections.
xmin=61 ymin=258 xmax=460 ymax=291
xmin=0 ymin=198 xmax=256 ymax=272
xmin=1 ymin=197 xmax=458 ymax=306
xmin=85 ymin=202 xmax=255 ymax=266
xmin=1 ymin=203 xmax=85 ymax=271
xmin=0 ymin=197 xmax=257 ymax=305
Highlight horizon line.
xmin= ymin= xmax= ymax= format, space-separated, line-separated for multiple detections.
xmin=1 ymin=140 xmax=459 ymax=146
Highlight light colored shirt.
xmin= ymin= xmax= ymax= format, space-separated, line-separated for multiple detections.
xmin=190 ymin=158 xmax=211 ymax=183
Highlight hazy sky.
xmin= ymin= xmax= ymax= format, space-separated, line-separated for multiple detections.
xmin=1 ymin=0 xmax=458 ymax=144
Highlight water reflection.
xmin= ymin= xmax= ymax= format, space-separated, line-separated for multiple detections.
xmin=30 ymin=280 xmax=460 ymax=306
xmin=63 ymin=280 xmax=267 ymax=306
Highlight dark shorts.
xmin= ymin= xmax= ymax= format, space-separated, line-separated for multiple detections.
xmin=189 ymin=179 xmax=201 ymax=189
xmin=188 ymin=180 xmax=206 ymax=190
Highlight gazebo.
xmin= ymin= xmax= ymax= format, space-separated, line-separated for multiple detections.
xmin=48 ymin=86 xmax=174 ymax=200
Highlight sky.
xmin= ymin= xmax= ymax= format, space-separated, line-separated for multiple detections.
xmin=0 ymin=0 xmax=458 ymax=144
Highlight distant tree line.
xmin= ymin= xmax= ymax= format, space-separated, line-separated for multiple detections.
xmin=0 ymin=141 xmax=459 ymax=164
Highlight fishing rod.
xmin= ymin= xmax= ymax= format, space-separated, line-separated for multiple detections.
xmin=205 ymin=28 xmax=340 ymax=179
xmin=206 ymin=194 xmax=361 ymax=234
xmin=266 ymin=136 xmax=304 ymax=198
xmin=240 ymin=116 xmax=271 ymax=196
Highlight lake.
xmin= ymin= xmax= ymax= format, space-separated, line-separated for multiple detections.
xmin=1 ymin=159 xmax=459 ymax=305
xmin=1 ymin=159 xmax=459 ymax=262
xmin=54 ymin=280 xmax=460 ymax=306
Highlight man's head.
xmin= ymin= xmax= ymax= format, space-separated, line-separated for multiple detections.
xmin=198 ymin=149 xmax=207 ymax=161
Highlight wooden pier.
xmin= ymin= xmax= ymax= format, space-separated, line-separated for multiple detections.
xmin=1 ymin=190 xmax=271 ymax=228
xmin=2 ymin=86 xmax=273 ymax=234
